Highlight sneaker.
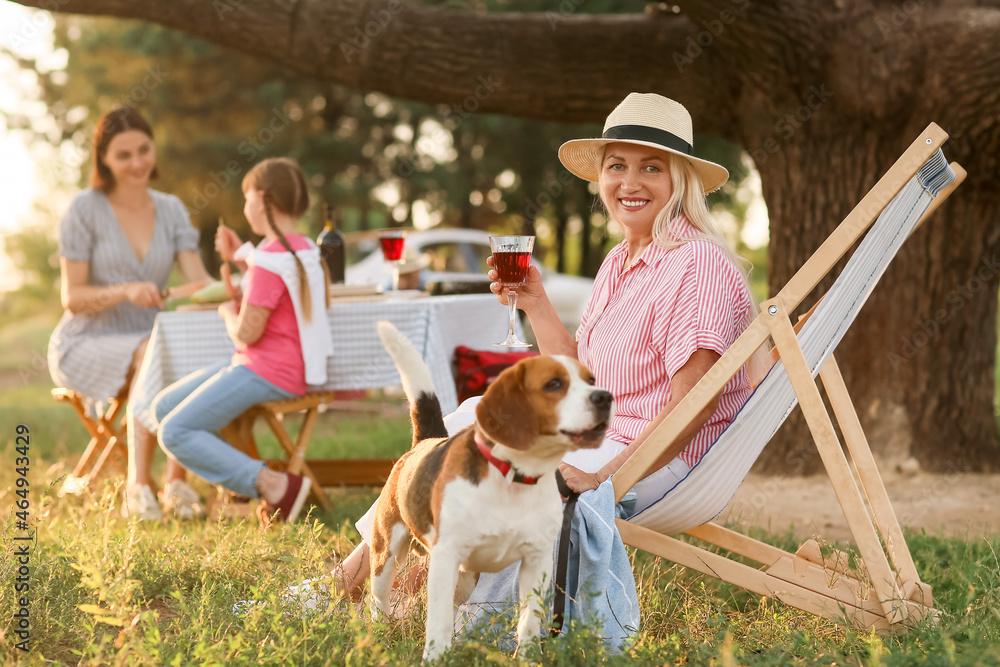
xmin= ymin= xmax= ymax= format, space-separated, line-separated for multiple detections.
xmin=122 ymin=484 xmax=163 ymax=521
xmin=58 ymin=473 xmax=90 ymax=497
xmin=232 ymin=577 xmax=347 ymax=619
xmin=159 ymin=480 xmax=205 ymax=519
xmin=281 ymin=577 xmax=338 ymax=615
xmin=256 ymin=473 xmax=311 ymax=527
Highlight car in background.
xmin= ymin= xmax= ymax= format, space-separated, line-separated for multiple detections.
xmin=344 ymin=228 xmax=594 ymax=331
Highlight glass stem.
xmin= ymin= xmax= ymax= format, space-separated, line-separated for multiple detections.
xmin=392 ymin=263 xmax=400 ymax=292
xmin=508 ymin=289 xmax=518 ymax=337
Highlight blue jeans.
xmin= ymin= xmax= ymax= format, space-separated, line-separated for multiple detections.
xmin=154 ymin=361 xmax=295 ymax=498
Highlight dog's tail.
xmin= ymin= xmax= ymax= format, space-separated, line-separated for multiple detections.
xmin=376 ymin=321 xmax=448 ymax=445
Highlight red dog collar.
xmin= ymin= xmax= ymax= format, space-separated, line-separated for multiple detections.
xmin=474 ymin=431 xmax=540 ymax=485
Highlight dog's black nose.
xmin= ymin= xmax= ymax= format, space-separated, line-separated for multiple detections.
xmin=590 ymin=390 xmax=613 ymax=409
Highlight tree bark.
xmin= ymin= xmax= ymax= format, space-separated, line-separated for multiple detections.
xmin=11 ymin=0 xmax=735 ymax=125
xmin=17 ymin=0 xmax=1000 ymax=472
xmin=749 ymin=113 xmax=1000 ymax=474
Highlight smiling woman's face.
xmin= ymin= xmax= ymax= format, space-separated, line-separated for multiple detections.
xmin=101 ymin=129 xmax=156 ymax=190
xmin=599 ymin=142 xmax=675 ymax=239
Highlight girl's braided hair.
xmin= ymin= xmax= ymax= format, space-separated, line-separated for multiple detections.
xmin=242 ymin=157 xmax=329 ymax=321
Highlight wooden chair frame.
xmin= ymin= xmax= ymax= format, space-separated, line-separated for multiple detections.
xmin=54 ymin=387 xmax=128 ymax=496
xmin=219 ymin=392 xmax=397 ymax=512
xmin=613 ymin=123 xmax=965 ymax=632
xmin=219 ymin=392 xmax=338 ymax=510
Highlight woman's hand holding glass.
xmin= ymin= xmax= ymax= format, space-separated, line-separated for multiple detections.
xmin=487 ymin=258 xmax=546 ymax=314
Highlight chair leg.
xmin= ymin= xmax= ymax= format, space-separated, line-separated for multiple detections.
xmin=819 ymin=355 xmax=924 ymax=596
xmin=84 ymin=398 xmax=130 ymax=483
xmin=261 ymin=410 xmax=331 ymax=510
xmin=90 ymin=436 xmax=125 ymax=482
xmin=768 ymin=305 xmax=906 ymax=625
xmin=619 ymin=519 xmax=890 ymax=632
xmin=292 ymin=408 xmax=332 ymax=510
xmin=59 ymin=393 xmax=103 ymax=479
xmin=55 ymin=392 xmax=129 ymax=490
xmin=69 ymin=435 xmax=103 ymax=479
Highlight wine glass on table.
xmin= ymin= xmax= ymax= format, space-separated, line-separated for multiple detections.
xmin=377 ymin=229 xmax=407 ymax=295
xmin=489 ymin=235 xmax=535 ymax=348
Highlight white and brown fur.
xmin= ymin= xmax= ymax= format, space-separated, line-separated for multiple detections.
xmin=371 ymin=322 xmax=613 ymax=661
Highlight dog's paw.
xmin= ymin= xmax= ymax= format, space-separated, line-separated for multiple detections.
xmin=422 ymin=640 xmax=446 ymax=663
xmin=513 ymin=640 xmax=542 ymax=665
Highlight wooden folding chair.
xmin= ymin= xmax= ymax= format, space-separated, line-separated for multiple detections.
xmin=611 ymin=123 xmax=964 ymax=633
xmin=217 ymin=391 xmax=398 ymax=513
xmin=54 ymin=387 xmax=129 ymax=496
xmin=218 ymin=391 xmax=337 ymax=511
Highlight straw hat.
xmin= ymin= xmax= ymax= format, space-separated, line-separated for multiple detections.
xmin=558 ymin=93 xmax=729 ymax=194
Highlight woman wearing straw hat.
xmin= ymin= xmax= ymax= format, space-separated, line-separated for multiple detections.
xmin=317 ymin=93 xmax=764 ymax=607
xmin=490 ymin=91 xmax=762 ymax=503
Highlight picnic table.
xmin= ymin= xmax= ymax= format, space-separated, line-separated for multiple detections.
xmin=129 ymin=293 xmax=520 ymax=487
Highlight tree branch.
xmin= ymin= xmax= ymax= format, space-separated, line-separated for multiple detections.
xmin=11 ymin=0 xmax=740 ymax=130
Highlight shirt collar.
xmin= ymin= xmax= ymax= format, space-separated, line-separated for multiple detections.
xmin=641 ymin=215 xmax=698 ymax=270
xmin=614 ymin=215 xmax=690 ymax=272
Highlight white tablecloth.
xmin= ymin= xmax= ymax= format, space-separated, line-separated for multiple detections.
xmin=131 ymin=294 xmax=522 ymax=433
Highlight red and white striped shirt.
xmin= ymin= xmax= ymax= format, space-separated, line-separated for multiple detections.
xmin=576 ymin=216 xmax=753 ymax=467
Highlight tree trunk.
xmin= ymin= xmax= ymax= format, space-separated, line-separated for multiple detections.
xmin=750 ymin=119 xmax=1000 ymax=474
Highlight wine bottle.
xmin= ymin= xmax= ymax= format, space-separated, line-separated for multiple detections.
xmin=317 ymin=203 xmax=346 ymax=284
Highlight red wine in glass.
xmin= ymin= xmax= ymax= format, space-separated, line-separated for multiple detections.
xmin=492 ymin=251 xmax=532 ymax=287
xmin=379 ymin=235 xmax=405 ymax=261
xmin=377 ymin=229 xmax=407 ymax=294
xmin=488 ymin=235 xmax=535 ymax=347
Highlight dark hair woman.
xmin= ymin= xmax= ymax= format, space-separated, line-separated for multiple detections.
xmin=48 ymin=106 xmax=211 ymax=520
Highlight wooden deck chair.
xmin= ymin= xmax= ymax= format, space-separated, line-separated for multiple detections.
xmin=54 ymin=387 xmax=128 ymax=496
xmin=611 ymin=123 xmax=964 ymax=633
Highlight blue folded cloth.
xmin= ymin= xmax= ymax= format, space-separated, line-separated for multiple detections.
xmin=455 ymin=480 xmax=640 ymax=653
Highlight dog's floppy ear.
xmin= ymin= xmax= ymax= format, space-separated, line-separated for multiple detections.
xmin=476 ymin=362 xmax=538 ymax=451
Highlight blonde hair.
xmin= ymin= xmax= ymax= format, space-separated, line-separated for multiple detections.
xmin=599 ymin=150 xmax=771 ymax=386
xmin=242 ymin=158 xmax=330 ymax=321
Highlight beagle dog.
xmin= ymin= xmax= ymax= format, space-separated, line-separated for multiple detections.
xmin=370 ymin=322 xmax=613 ymax=661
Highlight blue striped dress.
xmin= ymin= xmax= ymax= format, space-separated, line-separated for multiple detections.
xmin=47 ymin=188 xmax=200 ymax=403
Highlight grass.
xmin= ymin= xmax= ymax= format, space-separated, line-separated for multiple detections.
xmin=1 ymin=305 xmax=999 ymax=664
xmin=0 ymin=309 xmax=60 ymax=379
xmin=2 ymin=405 xmax=999 ymax=665
xmin=1 ymin=444 xmax=999 ymax=665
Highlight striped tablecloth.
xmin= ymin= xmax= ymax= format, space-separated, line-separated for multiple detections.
xmin=131 ymin=294 xmax=521 ymax=433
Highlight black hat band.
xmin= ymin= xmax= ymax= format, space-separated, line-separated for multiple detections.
xmin=602 ymin=125 xmax=693 ymax=156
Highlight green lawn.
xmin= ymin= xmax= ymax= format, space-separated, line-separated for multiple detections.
xmin=2 ymin=307 xmax=999 ymax=664
xmin=0 ymin=444 xmax=997 ymax=665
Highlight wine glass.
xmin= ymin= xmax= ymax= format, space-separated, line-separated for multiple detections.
xmin=490 ymin=235 xmax=535 ymax=348
xmin=377 ymin=229 xmax=407 ymax=295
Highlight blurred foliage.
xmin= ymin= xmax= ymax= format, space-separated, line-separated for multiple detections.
xmin=6 ymin=0 xmax=761 ymax=281
xmin=0 ymin=222 xmax=62 ymax=319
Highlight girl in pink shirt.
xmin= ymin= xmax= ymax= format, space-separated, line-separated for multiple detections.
xmin=155 ymin=158 xmax=331 ymax=524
